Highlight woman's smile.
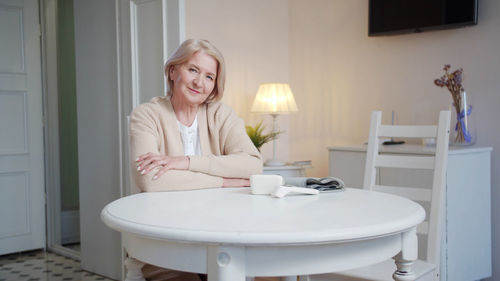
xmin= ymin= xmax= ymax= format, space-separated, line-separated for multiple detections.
xmin=188 ymin=87 xmax=201 ymax=94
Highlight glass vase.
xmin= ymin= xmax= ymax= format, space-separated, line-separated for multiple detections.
xmin=450 ymin=91 xmax=476 ymax=146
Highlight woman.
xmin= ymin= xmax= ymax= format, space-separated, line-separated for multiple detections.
xmin=131 ymin=39 xmax=262 ymax=191
xmin=129 ymin=39 xmax=263 ymax=280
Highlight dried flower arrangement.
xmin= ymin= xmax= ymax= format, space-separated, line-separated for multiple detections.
xmin=434 ymin=64 xmax=473 ymax=144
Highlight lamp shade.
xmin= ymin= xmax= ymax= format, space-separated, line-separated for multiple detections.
xmin=251 ymin=83 xmax=298 ymax=114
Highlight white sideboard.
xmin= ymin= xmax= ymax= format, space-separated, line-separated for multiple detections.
xmin=328 ymin=144 xmax=492 ymax=281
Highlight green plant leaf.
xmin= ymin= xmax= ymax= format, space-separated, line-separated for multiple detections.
xmin=245 ymin=120 xmax=283 ymax=152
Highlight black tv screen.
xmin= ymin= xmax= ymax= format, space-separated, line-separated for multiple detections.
xmin=369 ymin=0 xmax=478 ymax=36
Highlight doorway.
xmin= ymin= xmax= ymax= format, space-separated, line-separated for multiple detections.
xmin=43 ymin=0 xmax=80 ymax=259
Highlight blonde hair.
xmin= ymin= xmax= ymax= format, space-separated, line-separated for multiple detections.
xmin=164 ymin=39 xmax=225 ymax=103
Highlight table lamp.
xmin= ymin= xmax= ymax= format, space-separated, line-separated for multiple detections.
xmin=251 ymin=83 xmax=298 ymax=166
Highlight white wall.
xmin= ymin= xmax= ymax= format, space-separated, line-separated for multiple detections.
xmin=185 ymin=0 xmax=500 ymax=280
xmin=184 ymin=0 xmax=291 ymax=162
xmin=287 ymin=1 xmax=500 ymax=280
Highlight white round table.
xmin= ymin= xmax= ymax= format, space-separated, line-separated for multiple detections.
xmin=101 ymin=187 xmax=425 ymax=281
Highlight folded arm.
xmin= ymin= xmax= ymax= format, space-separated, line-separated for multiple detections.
xmin=134 ymin=152 xmax=250 ymax=189
xmin=188 ymin=113 xmax=263 ymax=178
xmin=129 ymin=103 xmax=262 ymax=192
xmin=129 ymin=108 xmax=223 ymax=192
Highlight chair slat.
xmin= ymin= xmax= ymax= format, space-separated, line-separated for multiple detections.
xmin=379 ymin=125 xmax=438 ymax=138
xmin=373 ymin=185 xmax=432 ymax=201
xmin=417 ymin=221 xmax=429 ymax=235
xmin=375 ymin=155 xmax=435 ymax=169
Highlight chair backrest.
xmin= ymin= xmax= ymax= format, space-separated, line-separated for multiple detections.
xmin=363 ymin=111 xmax=450 ymax=267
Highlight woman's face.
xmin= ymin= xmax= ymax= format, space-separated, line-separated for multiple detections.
xmin=169 ymin=51 xmax=218 ymax=106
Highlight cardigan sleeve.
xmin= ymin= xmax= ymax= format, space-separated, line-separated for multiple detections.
xmin=188 ymin=104 xmax=263 ymax=178
xmin=129 ymin=104 xmax=223 ymax=192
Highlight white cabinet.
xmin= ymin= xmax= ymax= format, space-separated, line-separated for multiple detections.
xmin=328 ymin=144 xmax=492 ymax=281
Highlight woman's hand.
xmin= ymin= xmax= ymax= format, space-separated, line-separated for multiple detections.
xmin=222 ymin=178 xmax=250 ymax=187
xmin=136 ymin=153 xmax=189 ymax=180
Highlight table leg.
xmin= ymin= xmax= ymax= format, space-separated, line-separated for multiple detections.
xmin=393 ymin=227 xmax=417 ymax=281
xmin=207 ymin=246 xmax=246 ymax=281
xmin=124 ymin=257 xmax=146 ymax=281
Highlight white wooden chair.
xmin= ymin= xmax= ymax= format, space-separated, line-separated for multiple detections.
xmin=307 ymin=110 xmax=451 ymax=281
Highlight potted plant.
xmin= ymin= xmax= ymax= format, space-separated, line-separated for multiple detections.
xmin=245 ymin=121 xmax=282 ymax=152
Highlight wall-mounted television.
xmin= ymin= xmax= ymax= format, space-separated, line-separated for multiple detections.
xmin=369 ymin=0 xmax=478 ymax=36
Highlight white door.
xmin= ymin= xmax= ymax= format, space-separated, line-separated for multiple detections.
xmin=0 ymin=0 xmax=45 ymax=255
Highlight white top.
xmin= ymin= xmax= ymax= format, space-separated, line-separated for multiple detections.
xmin=101 ymin=187 xmax=425 ymax=246
xmin=177 ymin=116 xmax=201 ymax=156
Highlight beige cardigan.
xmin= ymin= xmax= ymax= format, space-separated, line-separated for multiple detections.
xmin=129 ymin=96 xmax=263 ymax=192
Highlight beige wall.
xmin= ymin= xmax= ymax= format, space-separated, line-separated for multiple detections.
xmin=186 ymin=1 xmax=500 ymax=279
xmin=288 ymin=0 xmax=500 ymax=179
xmin=185 ymin=0 xmax=291 ymax=161
xmin=288 ymin=3 xmax=499 ymax=280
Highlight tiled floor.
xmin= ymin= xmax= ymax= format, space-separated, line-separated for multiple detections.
xmin=0 ymin=250 xmax=115 ymax=281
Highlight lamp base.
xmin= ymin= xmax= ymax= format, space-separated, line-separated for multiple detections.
xmin=264 ymin=159 xmax=286 ymax=167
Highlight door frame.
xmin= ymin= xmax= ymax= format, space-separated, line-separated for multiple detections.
xmin=40 ymin=0 xmax=79 ymax=260
xmin=40 ymin=0 xmax=186 ymax=277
